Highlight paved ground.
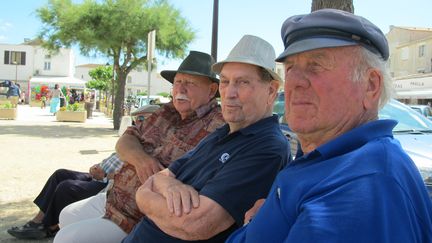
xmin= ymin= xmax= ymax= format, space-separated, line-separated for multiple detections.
xmin=0 ymin=105 xmax=119 ymax=242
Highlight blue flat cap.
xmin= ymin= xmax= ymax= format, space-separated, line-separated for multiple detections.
xmin=276 ymin=9 xmax=389 ymax=62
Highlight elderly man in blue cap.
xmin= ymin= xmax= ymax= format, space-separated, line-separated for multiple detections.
xmin=227 ymin=9 xmax=432 ymax=243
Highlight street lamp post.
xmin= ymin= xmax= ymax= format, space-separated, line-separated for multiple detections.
xmin=211 ymin=0 xmax=219 ymax=61
xmin=12 ymin=61 xmax=18 ymax=84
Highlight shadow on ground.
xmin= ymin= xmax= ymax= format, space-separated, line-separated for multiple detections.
xmin=0 ymin=125 xmax=116 ymax=139
xmin=0 ymin=199 xmax=52 ymax=243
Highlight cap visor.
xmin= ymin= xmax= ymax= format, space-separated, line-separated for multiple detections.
xmin=275 ymin=38 xmax=358 ymax=62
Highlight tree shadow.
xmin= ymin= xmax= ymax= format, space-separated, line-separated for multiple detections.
xmin=0 ymin=199 xmax=52 ymax=243
xmin=0 ymin=125 xmax=117 ymax=139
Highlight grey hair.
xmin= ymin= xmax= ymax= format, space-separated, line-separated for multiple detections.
xmin=350 ymin=47 xmax=393 ymax=109
xmin=258 ymin=67 xmax=274 ymax=83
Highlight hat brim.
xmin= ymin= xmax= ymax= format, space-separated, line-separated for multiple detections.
xmin=160 ymin=70 xmax=219 ymax=84
xmin=160 ymin=70 xmax=220 ymax=97
xmin=212 ymin=58 xmax=282 ymax=83
xmin=275 ymin=37 xmax=358 ymax=62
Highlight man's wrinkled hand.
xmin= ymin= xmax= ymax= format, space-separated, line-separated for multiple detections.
xmin=165 ymin=182 xmax=200 ymax=217
xmin=135 ymin=159 xmax=164 ymax=184
xmin=89 ymin=164 xmax=105 ymax=180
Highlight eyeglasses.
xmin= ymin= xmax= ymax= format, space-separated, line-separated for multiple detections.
xmin=136 ymin=115 xmax=145 ymax=121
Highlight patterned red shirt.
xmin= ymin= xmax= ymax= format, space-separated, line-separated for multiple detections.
xmin=104 ymin=99 xmax=224 ymax=233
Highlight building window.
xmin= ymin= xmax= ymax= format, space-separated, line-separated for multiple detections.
xmin=419 ymin=45 xmax=426 ymax=57
xmin=136 ymin=66 xmax=143 ymax=72
xmin=45 ymin=54 xmax=51 ymax=59
xmin=136 ymin=89 xmax=141 ymax=94
xmin=401 ymin=47 xmax=409 ymax=60
xmin=44 ymin=61 xmax=51 ymax=70
xmin=127 ymin=88 xmax=132 ymax=96
xmin=127 ymin=76 xmax=132 ymax=83
xmin=4 ymin=51 xmax=26 ymax=65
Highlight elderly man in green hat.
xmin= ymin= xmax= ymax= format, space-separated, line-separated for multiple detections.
xmin=53 ymin=51 xmax=225 ymax=243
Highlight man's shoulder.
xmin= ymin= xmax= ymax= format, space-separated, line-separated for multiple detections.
xmin=199 ymin=105 xmax=225 ymax=130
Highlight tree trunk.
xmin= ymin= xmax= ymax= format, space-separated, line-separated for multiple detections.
xmin=311 ymin=0 xmax=354 ymax=13
xmin=113 ymin=71 xmax=126 ymax=130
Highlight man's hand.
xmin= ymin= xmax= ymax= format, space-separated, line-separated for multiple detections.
xmin=244 ymin=198 xmax=265 ymax=225
xmin=166 ymin=182 xmax=200 ymax=217
xmin=151 ymin=173 xmax=200 ymax=217
xmin=134 ymin=159 xmax=165 ymax=183
xmin=89 ymin=164 xmax=105 ymax=180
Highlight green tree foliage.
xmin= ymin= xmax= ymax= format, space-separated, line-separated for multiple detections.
xmin=36 ymin=0 xmax=195 ymax=129
xmin=87 ymin=66 xmax=112 ymax=92
xmin=157 ymin=92 xmax=170 ymax=97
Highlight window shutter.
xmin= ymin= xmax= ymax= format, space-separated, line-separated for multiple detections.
xmin=4 ymin=51 xmax=9 ymax=64
xmin=21 ymin=52 xmax=26 ymax=65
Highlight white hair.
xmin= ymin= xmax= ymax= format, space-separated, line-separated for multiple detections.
xmin=351 ymin=46 xmax=393 ymax=109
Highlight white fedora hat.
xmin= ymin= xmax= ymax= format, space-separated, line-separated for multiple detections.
xmin=212 ymin=35 xmax=282 ymax=82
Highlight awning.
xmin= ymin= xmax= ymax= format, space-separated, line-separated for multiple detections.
xmin=393 ymin=75 xmax=432 ymax=99
xmin=395 ymin=90 xmax=432 ymax=99
xmin=29 ymin=76 xmax=87 ymax=89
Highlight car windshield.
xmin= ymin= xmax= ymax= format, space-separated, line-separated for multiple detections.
xmin=378 ymin=100 xmax=432 ymax=133
xmin=410 ymin=107 xmax=422 ymax=114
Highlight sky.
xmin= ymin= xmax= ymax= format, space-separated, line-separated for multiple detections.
xmin=1 ymin=0 xmax=431 ymax=72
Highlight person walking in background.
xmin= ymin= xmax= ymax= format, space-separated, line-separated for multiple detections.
xmin=227 ymin=9 xmax=432 ymax=243
xmin=6 ymin=81 xmax=21 ymax=106
xmin=41 ymin=95 xmax=47 ymax=109
xmin=49 ymin=84 xmax=64 ymax=115
xmin=20 ymin=90 xmax=26 ymax=104
xmin=6 ymin=81 xmax=20 ymax=99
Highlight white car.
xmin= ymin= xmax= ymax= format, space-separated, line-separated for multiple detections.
xmin=409 ymin=104 xmax=432 ymax=120
xmin=380 ymin=99 xmax=432 ymax=197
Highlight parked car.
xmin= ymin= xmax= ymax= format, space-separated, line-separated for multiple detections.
xmin=273 ymin=91 xmax=285 ymax=121
xmin=274 ymin=93 xmax=432 ymax=198
xmin=409 ymin=104 xmax=432 ymax=120
xmin=135 ymin=95 xmax=170 ymax=108
xmin=380 ymin=99 xmax=432 ymax=197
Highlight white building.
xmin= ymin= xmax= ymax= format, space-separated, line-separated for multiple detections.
xmin=0 ymin=40 xmax=85 ymax=103
xmin=1 ymin=39 xmax=172 ymax=104
xmin=75 ymin=64 xmax=172 ymax=97
xmin=386 ymin=26 xmax=432 ymax=104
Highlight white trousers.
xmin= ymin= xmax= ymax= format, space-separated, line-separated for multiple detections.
xmin=54 ymin=192 xmax=127 ymax=243
xmin=59 ymin=192 xmax=107 ymax=228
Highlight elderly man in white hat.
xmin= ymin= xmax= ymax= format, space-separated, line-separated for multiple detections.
xmin=121 ymin=35 xmax=291 ymax=243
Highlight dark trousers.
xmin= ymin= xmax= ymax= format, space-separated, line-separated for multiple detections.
xmin=33 ymin=169 xmax=107 ymax=227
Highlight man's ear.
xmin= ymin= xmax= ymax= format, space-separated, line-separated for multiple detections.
xmin=363 ymin=68 xmax=382 ymax=109
xmin=267 ymin=80 xmax=280 ymax=105
xmin=209 ymin=82 xmax=219 ymax=98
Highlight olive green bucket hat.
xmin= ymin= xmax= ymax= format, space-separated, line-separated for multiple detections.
xmin=161 ymin=51 xmax=219 ymax=84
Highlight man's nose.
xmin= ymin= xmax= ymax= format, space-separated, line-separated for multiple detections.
xmin=285 ymin=67 xmax=310 ymax=89
xmin=223 ymin=82 xmax=239 ymax=99
xmin=175 ymin=82 xmax=187 ymax=93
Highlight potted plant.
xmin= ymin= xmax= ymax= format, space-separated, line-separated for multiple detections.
xmin=56 ymin=103 xmax=87 ymax=122
xmin=0 ymin=101 xmax=17 ymax=120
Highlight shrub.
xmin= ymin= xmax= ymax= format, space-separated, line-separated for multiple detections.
xmin=1 ymin=102 xmax=13 ymax=109
xmin=66 ymin=103 xmax=83 ymax=111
